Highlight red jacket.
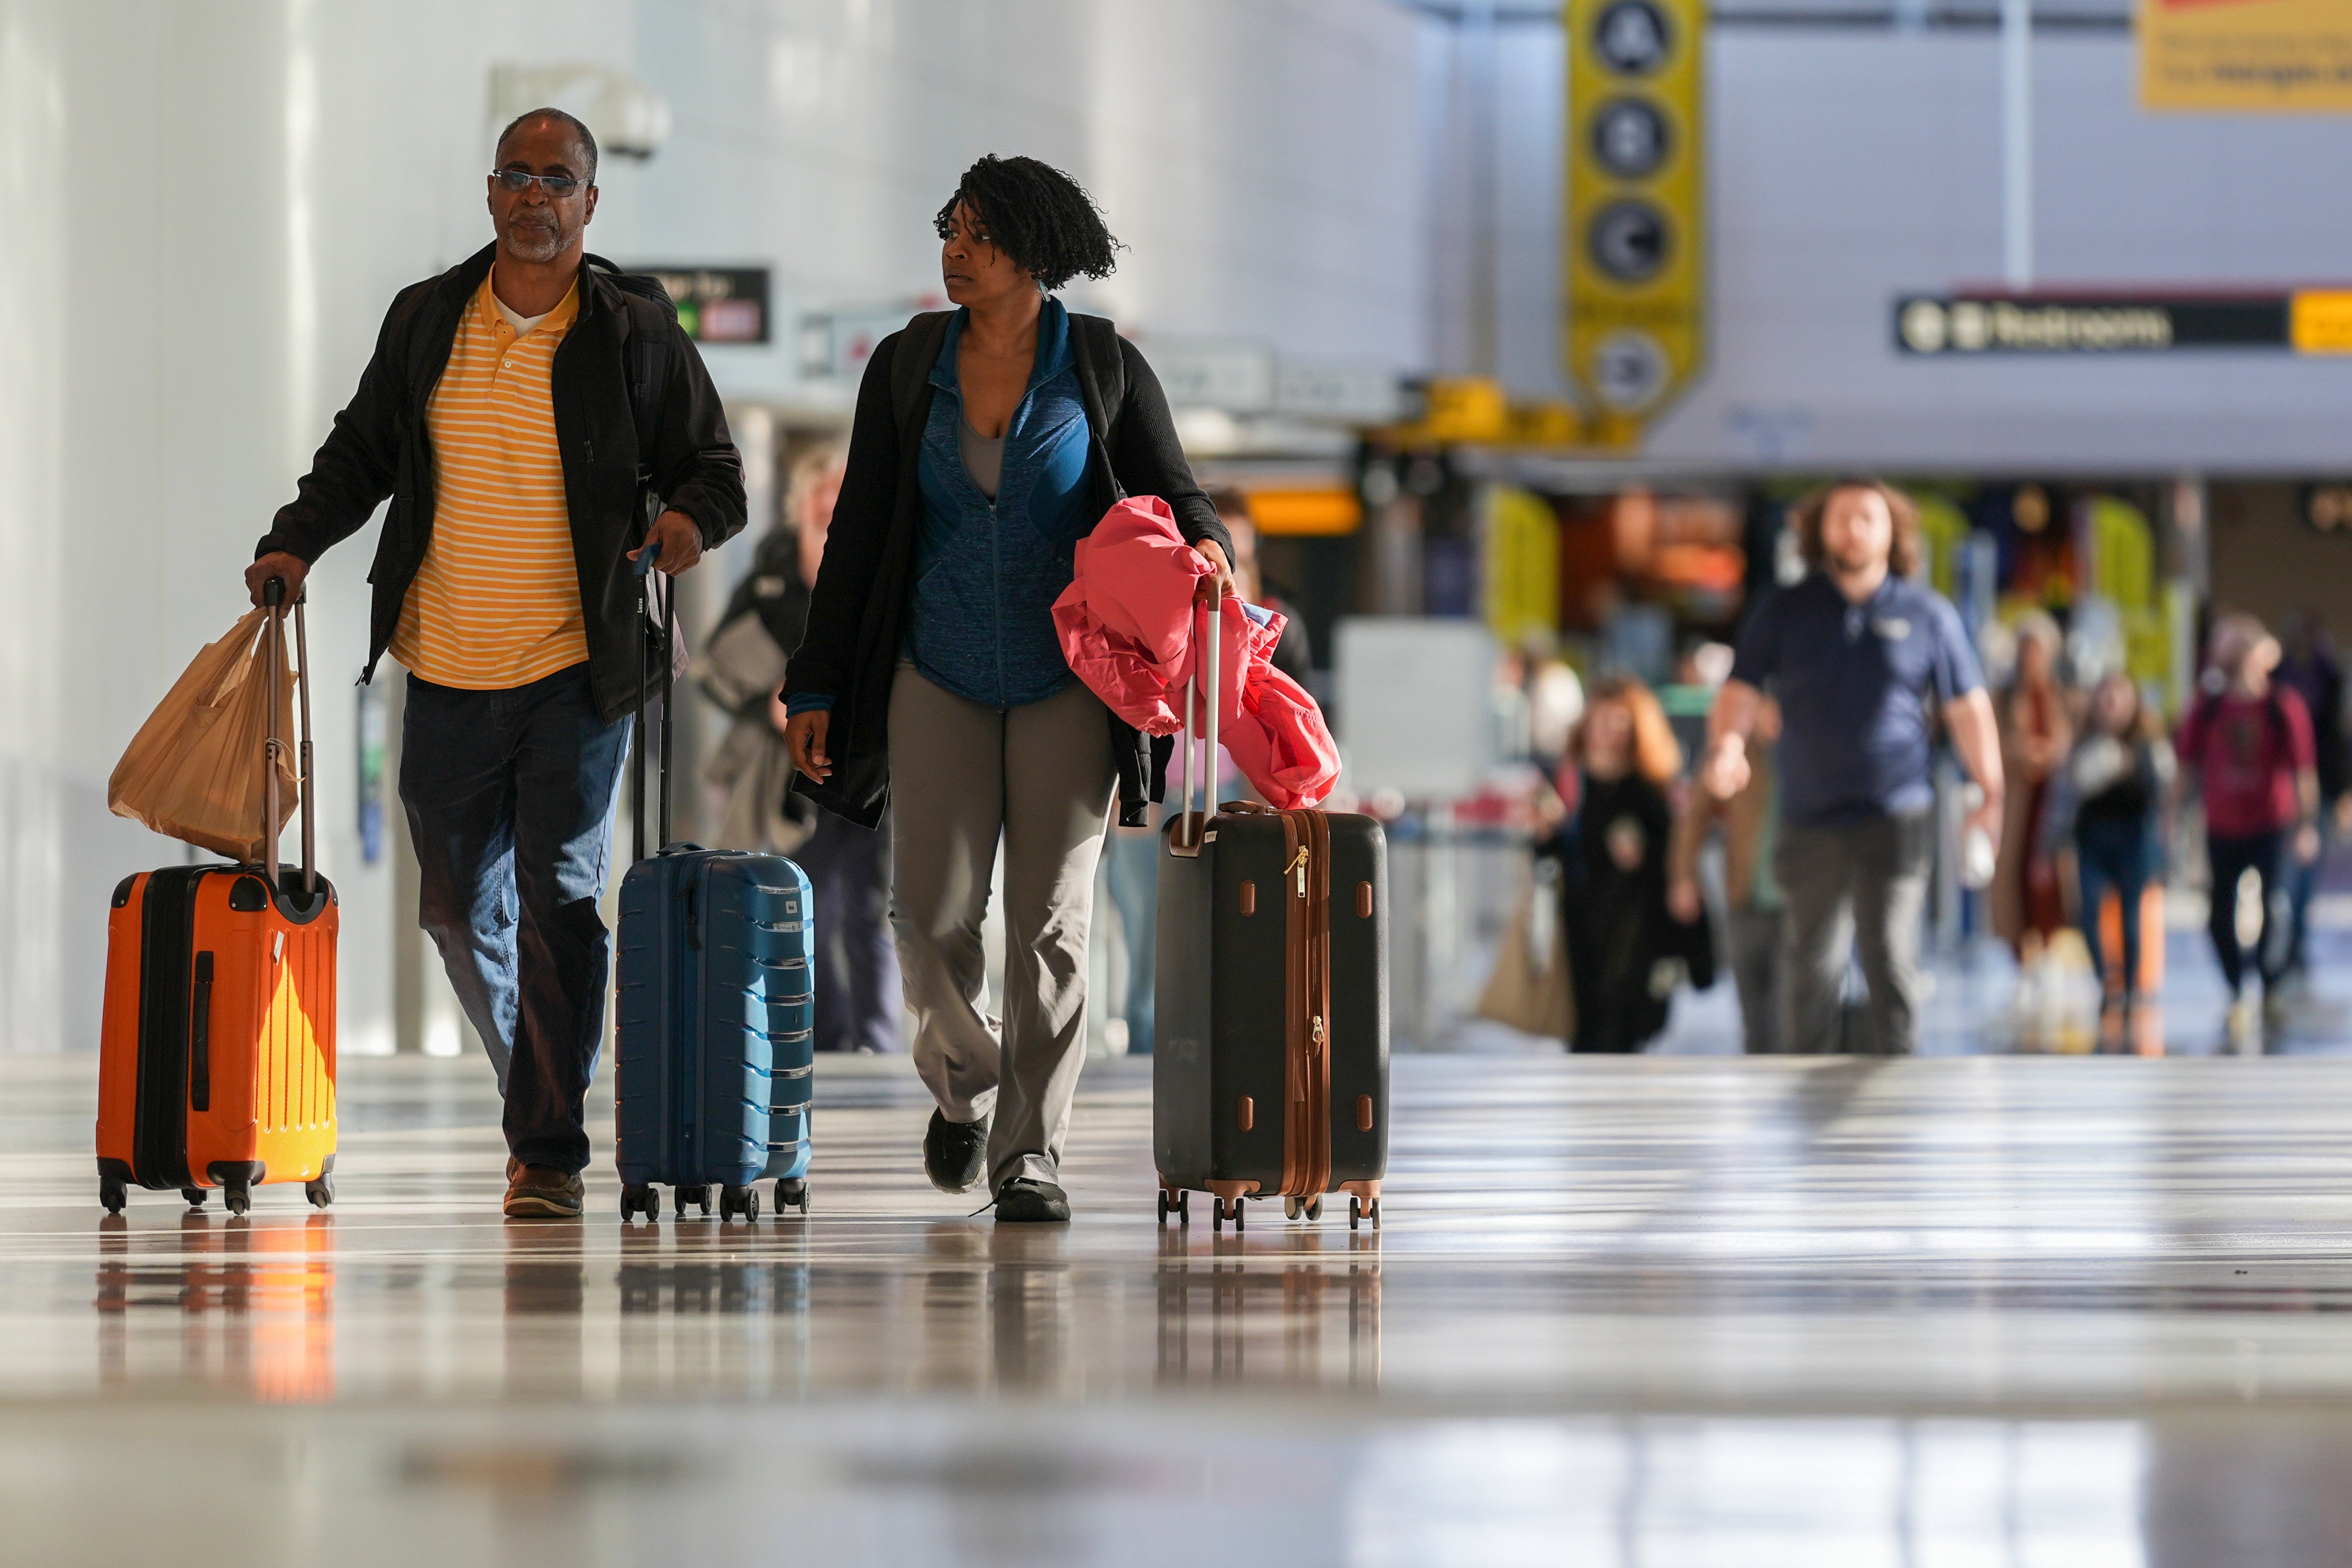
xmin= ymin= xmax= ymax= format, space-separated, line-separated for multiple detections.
xmin=1052 ymin=497 xmax=1341 ymax=810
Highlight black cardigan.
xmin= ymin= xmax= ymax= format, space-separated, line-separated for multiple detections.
xmin=257 ymin=244 xmax=745 ymax=724
xmin=785 ymin=311 xmax=1230 ymax=829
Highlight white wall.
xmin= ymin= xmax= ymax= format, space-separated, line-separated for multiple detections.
xmin=1476 ymin=20 xmax=2352 ymax=471
xmin=0 ymin=0 xmax=1432 ymax=1053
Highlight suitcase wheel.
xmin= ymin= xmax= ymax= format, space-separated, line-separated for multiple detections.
xmin=99 ymin=1175 xmax=126 ymax=1215
xmin=718 ymin=1185 xmax=760 ymax=1222
xmin=619 ymin=1183 xmax=659 ymax=1221
xmin=304 ymin=1175 xmax=334 ymax=1209
xmin=1286 ymin=1195 xmax=1323 ymax=1223
xmin=774 ymin=1178 xmax=809 ymax=1218
xmin=180 ymin=1186 xmax=206 ymax=1210
xmin=1348 ymin=1196 xmax=1381 ymax=1232
xmin=222 ymin=1183 xmax=251 ymax=1218
xmin=1307 ymin=1195 xmax=1323 ymax=1222
xmin=675 ymin=1186 xmax=712 ymax=1218
xmin=1212 ymin=1196 xmax=1245 ymax=1232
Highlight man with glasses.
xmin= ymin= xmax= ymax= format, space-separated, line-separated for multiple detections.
xmin=246 ymin=108 xmax=744 ymax=1217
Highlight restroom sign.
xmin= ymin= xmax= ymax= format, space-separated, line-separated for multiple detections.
xmin=1565 ymin=0 xmax=1704 ymax=437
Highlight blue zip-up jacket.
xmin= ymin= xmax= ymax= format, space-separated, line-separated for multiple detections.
xmin=903 ymin=299 xmax=1095 ymax=709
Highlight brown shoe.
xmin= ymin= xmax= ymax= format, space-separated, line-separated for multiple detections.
xmin=504 ymin=1163 xmax=585 ymax=1218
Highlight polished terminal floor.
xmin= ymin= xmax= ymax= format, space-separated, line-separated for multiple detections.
xmin=11 ymin=1031 xmax=2352 ymax=1567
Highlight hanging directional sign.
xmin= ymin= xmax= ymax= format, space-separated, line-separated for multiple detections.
xmin=1564 ymin=0 xmax=1704 ymax=441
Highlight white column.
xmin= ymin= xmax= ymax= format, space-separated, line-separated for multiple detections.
xmin=2002 ymin=0 xmax=2035 ymax=290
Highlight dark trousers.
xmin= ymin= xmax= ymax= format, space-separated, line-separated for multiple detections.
xmin=2075 ymin=814 xmax=2156 ymax=992
xmin=2205 ymin=829 xmax=2284 ymax=996
xmin=796 ymin=809 xmax=901 ymax=1054
xmin=1776 ymin=810 xmax=1932 ymax=1054
xmin=1727 ymin=905 xmax=1785 ymax=1055
xmin=2284 ymin=820 xmax=2330 ymax=976
xmin=399 ymin=666 xmax=632 ymax=1173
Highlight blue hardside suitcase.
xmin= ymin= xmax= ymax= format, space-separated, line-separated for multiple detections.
xmin=612 ymin=548 xmax=815 ymax=1222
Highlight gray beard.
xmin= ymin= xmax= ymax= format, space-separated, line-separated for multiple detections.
xmin=506 ymin=227 xmax=563 ymax=263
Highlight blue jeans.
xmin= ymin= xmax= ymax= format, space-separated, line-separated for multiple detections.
xmin=399 ymin=665 xmax=632 ymax=1174
xmin=2205 ymin=829 xmax=2284 ymax=997
xmin=2074 ymin=814 xmax=2155 ymax=992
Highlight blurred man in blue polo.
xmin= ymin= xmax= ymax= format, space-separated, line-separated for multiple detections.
xmin=1698 ymin=480 xmax=2004 ymax=1054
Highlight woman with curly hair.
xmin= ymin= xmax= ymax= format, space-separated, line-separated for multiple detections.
xmin=1539 ymin=672 xmax=1708 ymax=1053
xmin=781 ymin=155 xmax=1234 ymax=1222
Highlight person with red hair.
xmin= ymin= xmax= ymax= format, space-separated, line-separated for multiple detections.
xmin=1538 ymin=672 xmax=1708 ymax=1053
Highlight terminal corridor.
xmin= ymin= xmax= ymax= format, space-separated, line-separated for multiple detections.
xmin=10 ymin=1049 xmax=2352 ymax=1562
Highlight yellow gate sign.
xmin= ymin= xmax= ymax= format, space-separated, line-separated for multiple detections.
xmin=1564 ymin=0 xmax=1704 ymax=441
xmin=2140 ymin=0 xmax=2352 ymax=113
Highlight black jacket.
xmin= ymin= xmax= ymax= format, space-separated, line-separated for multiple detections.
xmin=784 ymin=309 xmax=1231 ymax=829
xmin=256 ymin=242 xmax=746 ymax=724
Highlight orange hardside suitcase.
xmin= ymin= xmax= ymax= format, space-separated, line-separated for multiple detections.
xmin=96 ymin=582 xmax=337 ymax=1215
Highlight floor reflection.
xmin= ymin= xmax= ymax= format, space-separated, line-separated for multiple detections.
xmin=92 ymin=1211 xmax=335 ymax=1401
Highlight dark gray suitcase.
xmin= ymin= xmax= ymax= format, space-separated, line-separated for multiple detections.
xmin=1151 ymin=598 xmax=1388 ymax=1232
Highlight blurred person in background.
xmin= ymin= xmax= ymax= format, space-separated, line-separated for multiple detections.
xmin=245 ymin=109 xmax=745 ymax=1217
xmin=1205 ymin=489 xmax=1313 ymax=687
xmin=2177 ymin=613 xmax=2320 ymax=1041
xmin=697 ymin=440 xmax=901 ymax=1054
xmin=1539 ymin=674 xmax=1707 ymax=1053
xmin=782 ymin=155 xmax=1234 ymax=1221
xmin=1670 ymin=696 xmax=1784 ymax=1053
xmin=2275 ymin=611 xmax=2350 ymax=983
xmin=1990 ymin=612 xmax=2072 ymax=958
xmin=2046 ymin=672 xmax=2174 ymax=1017
xmin=1700 ymin=479 xmax=2002 ymax=1055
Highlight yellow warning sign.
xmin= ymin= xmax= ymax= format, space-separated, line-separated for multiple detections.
xmin=2292 ymin=291 xmax=2352 ymax=353
xmin=1564 ymin=0 xmax=1704 ymax=437
xmin=2140 ymin=0 xmax=2352 ymax=113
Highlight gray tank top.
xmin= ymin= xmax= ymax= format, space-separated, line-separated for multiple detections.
xmin=959 ymin=414 xmax=1005 ymax=501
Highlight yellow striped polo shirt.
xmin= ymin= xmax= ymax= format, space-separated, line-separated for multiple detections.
xmin=389 ymin=274 xmax=588 ymax=688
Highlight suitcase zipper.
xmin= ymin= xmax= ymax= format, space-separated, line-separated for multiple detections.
xmin=1289 ymin=844 xmax=1308 ymax=898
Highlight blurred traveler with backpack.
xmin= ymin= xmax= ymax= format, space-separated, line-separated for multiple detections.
xmin=1699 ymin=479 xmax=2003 ymax=1055
xmin=245 ymin=109 xmax=745 ymax=1216
xmin=698 ymin=440 xmax=901 ymax=1054
xmin=1539 ymin=673 xmax=1709 ymax=1053
xmin=2047 ymin=672 xmax=2173 ymax=1018
xmin=1990 ymin=612 xmax=2072 ymax=957
xmin=2274 ymin=611 xmax=2350 ymax=983
xmin=2177 ymin=614 xmax=2320 ymax=1042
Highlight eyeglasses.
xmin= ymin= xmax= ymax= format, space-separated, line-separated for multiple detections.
xmin=490 ymin=169 xmax=585 ymax=198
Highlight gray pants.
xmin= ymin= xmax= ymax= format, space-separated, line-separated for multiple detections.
xmin=888 ymin=667 xmax=1117 ymax=1190
xmin=1727 ymin=905 xmax=1785 ymax=1055
xmin=1776 ymin=811 xmax=1932 ymax=1054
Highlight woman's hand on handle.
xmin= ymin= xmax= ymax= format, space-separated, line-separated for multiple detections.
xmin=1193 ymin=538 xmax=1238 ymax=605
xmin=785 ymin=709 xmax=832 ymax=783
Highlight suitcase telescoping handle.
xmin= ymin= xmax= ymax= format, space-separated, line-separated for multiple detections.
xmin=1171 ymin=583 xmax=1223 ymax=859
xmin=259 ymin=576 xmax=318 ymax=897
xmin=631 ymin=541 xmax=673 ymax=864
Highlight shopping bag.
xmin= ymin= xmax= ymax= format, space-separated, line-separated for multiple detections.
xmin=1475 ymin=864 xmax=1574 ymax=1040
xmin=107 ymin=606 xmax=299 ymax=862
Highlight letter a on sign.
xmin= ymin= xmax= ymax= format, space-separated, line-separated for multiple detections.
xmin=1564 ymin=0 xmax=1705 ymax=444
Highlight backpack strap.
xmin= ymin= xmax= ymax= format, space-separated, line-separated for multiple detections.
xmin=891 ymin=311 xmax=955 ymax=437
xmin=1069 ymin=313 xmax=1128 ymax=502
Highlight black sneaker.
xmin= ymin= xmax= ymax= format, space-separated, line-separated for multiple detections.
xmin=993 ymin=1176 xmax=1071 ymax=1223
xmin=924 ymin=1109 xmax=989 ymax=1194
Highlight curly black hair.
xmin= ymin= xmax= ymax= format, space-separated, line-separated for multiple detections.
xmin=933 ymin=154 xmax=1122 ymax=293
